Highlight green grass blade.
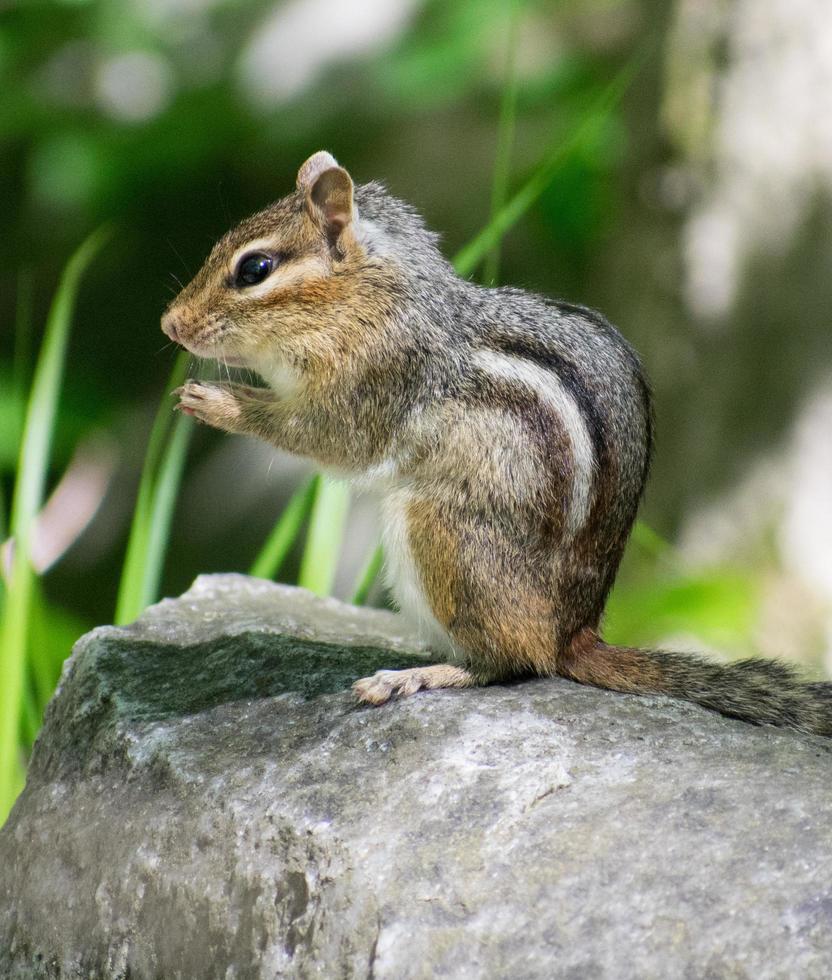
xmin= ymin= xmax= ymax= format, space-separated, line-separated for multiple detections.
xmin=0 ymin=477 xmax=6 ymax=545
xmin=453 ymin=51 xmax=644 ymax=278
xmin=351 ymin=543 xmax=384 ymax=606
xmin=140 ymin=413 xmax=193 ymax=610
xmin=297 ymin=477 xmax=350 ymax=597
xmin=482 ymin=0 xmax=521 ymax=286
xmin=630 ymin=520 xmax=673 ymax=562
xmin=249 ymin=475 xmax=319 ymax=580
xmin=2 ymin=270 xmax=34 ymax=542
xmin=114 ymin=351 xmax=190 ymax=625
xmin=0 ymin=225 xmax=110 ymax=824
xmin=28 ymin=582 xmax=90 ymax=717
xmin=7 ymin=227 xmax=111 ymax=550
xmin=13 ymin=269 xmax=34 ymax=406
xmin=605 ymin=569 xmax=759 ymax=654
xmin=19 ymin=677 xmax=40 ymax=752
xmin=27 ymin=579 xmax=55 ymax=713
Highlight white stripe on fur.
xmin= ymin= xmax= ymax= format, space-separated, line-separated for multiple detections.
xmin=472 ymin=349 xmax=596 ymax=533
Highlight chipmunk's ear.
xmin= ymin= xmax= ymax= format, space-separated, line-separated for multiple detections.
xmin=297 ymin=151 xmax=355 ymax=242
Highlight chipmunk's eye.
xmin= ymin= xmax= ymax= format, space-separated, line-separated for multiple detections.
xmin=235 ymin=252 xmax=274 ymax=288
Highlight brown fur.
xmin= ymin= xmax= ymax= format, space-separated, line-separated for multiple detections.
xmin=560 ymin=629 xmax=665 ymax=693
xmin=406 ymin=497 xmax=557 ymax=680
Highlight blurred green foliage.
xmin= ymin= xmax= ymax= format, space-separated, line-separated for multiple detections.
xmin=1 ymin=227 xmax=110 ymax=816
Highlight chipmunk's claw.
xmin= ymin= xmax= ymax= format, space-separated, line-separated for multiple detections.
xmin=174 ymin=380 xmax=242 ymax=428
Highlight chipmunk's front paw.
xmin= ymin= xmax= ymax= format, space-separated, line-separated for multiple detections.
xmin=174 ymin=380 xmax=243 ymax=431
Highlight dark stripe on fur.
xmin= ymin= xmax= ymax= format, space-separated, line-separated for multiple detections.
xmin=462 ymin=368 xmax=574 ymax=538
xmin=550 ymin=300 xmax=654 ymax=494
xmin=480 ymin=334 xmax=608 ymax=471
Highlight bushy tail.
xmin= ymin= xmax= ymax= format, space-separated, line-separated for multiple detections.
xmin=559 ymin=630 xmax=832 ymax=736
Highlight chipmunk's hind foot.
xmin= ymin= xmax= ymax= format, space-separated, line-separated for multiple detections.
xmin=353 ymin=664 xmax=477 ymax=706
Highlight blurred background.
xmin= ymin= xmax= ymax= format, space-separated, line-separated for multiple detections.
xmin=2 ymin=0 xmax=832 ymax=781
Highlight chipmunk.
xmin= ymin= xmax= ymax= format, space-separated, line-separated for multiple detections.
xmin=162 ymin=150 xmax=832 ymax=737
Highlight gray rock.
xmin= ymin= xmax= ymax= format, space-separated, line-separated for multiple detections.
xmin=1 ymin=574 xmax=831 ymax=979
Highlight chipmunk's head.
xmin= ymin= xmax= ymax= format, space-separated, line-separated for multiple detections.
xmin=161 ymin=150 xmax=379 ymax=371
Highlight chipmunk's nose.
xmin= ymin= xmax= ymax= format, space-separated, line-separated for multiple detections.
xmin=161 ymin=310 xmax=182 ymax=344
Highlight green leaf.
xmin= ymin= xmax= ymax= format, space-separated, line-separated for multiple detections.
xmin=0 ymin=473 xmax=6 ymax=545
xmin=141 ymin=414 xmax=192 ymax=607
xmin=629 ymin=520 xmax=673 ymax=563
xmin=13 ymin=269 xmax=34 ymax=406
xmin=114 ymin=351 xmax=192 ymax=625
xmin=351 ymin=543 xmax=385 ymax=606
xmin=604 ymin=570 xmax=759 ymax=653
xmin=0 ymin=225 xmax=110 ymax=824
xmin=453 ymin=50 xmax=645 ymax=278
xmin=28 ymin=582 xmax=90 ymax=716
xmin=377 ymin=0 xmax=506 ymax=108
xmin=482 ymin=0 xmax=521 ymax=286
xmin=249 ymin=475 xmax=319 ymax=581
xmin=297 ymin=477 xmax=351 ymax=597
xmin=19 ymin=677 xmax=40 ymax=753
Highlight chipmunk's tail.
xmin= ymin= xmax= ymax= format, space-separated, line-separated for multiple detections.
xmin=558 ymin=629 xmax=832 ymax=736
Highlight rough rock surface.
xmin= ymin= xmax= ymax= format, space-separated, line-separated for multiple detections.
xmin=1 ymin=574 xmax=831 ymax=979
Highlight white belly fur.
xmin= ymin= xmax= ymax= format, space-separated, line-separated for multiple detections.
xmin=379 ymin=486 xmax=460 ymax=660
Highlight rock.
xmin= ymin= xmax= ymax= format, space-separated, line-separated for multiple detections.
xmin=1 ymin=574 xmax=831 ymax=979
